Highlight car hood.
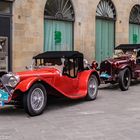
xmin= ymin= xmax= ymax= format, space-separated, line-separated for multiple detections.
xmin=104 ymin=55 xmax=131 ymax=64
xmin=16 ymin=68 xmax=60 ymax=80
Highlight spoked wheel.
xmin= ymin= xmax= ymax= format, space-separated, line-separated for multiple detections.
xmin=86 ymin=75 xmax=98 ymax=100
xmin=119 ymin=68 xmax=131 ymax=91
xmin=23 ymin=83 xmax=47 ymax=116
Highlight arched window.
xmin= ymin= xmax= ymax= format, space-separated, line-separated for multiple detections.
xmin=44 ymin=0 xmax=75 ymax=21
xmin=129 ymin=5 xmax=140 ymax=24
xmin=44 ymin=0 xmax=75 ymax=51
xmin=129 ymin=5 xmax=140 ymax=44
xmin=96 ymin=0 xmax=116 ymax=20
xmin=95 ymin=0 xmax=116 ymax=63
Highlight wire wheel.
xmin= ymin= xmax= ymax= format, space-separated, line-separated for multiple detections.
xmin=31 ymin=88 xmax=45 ymax=111
xmin=23 ymin=83 xmax=47 ymax=116
xmin=86 ymin=75 xmax=98 ymax=100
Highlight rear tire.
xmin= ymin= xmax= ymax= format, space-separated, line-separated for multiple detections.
xmin=23 ymin=83 xmax=47 ymax=116
xmin=118 ymin=68 xmax=131 ymax=91
xmin=86 ymin=75 xmax=98 ymax=100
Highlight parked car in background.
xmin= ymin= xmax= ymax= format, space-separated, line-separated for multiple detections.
xmin=0 ymin=51 xmax=100 ymax=116
xmin=99 ymin=44 xmax=140 ymax=91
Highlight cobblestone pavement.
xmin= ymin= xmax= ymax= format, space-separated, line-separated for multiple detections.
xmin=0 ymin=81 xmax=140 ymax=140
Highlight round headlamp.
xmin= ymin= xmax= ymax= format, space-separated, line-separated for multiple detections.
xmin=8 ymin=75 xmax=20 ymax=87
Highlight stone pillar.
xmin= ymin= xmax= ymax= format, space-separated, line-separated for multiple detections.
xmin=13 ymin=0 xmax=45 ymax=71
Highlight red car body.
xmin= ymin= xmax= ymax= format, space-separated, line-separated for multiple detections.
xmin=0 ymin=51 xmax=100 ymax=116
xmin=14 ymin=68 xmax=97 ymax=99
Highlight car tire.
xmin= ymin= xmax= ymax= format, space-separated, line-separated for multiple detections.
xmin=23 ymin=83 xmax=47 ymax=116
xmin=118 ymin=68 xmax=131 ymax=91
xmin=86 ymin=75 xmax=98 ymax=100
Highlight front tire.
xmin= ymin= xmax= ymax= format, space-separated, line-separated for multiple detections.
xmin=86 ymin=75 xmax=98 ymax=100
xmin=23 ymin=83 xmax=47 ymax=116
xmin=118 ymin=68 xmax=131 ymax=91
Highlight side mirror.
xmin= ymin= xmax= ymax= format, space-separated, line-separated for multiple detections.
xmin=84 ymin=59 xmax=91 ymax=69
xmin=25 ymin=65 xmax=33 ymax=70
xmin=25 ymin=66 xmax=29 ymax=70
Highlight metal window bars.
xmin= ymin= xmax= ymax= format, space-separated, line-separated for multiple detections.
xmin=44 ymin=0 xmax=75 ymax=21
xmin=129 ymin=5 xmax=140 ymax=24
xmin=96 ymin=0 xmax=116 ymax=20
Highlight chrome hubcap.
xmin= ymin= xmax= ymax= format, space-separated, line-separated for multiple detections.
xmin=88 ymin=77 xmax=97 ymax=97
xmin=31 ymin=88 xmax=45 ymax=111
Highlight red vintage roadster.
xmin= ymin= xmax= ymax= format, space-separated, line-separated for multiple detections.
xmin=0 ymin=51 xmax=100 ymax=116
xmin=99 ymin=44 xmax=140 ymax=91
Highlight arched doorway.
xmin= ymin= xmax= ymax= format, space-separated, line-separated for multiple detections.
xmin=129 ymin=5 xmax=140 ymax=44
xmin=95 ymin=0 xmax=116 ymax=63
xmin=44 ymin=0 xmax=75 ymax=51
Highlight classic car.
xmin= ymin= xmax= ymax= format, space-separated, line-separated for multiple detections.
xmin=0 ymin=51 xmax=100 ymax=116
xmin=99 ymin=44 xmax=140 ymax=91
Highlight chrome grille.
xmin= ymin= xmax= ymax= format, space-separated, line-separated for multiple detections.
xmin=100 ymin=61 xmax=112 ymax=75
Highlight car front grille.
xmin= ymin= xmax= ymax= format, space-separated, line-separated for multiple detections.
xmin=100 ymin=61 xmax=112 ymax=75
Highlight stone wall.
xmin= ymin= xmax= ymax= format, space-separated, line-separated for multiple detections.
xmin=12 ymin=0 xmax=140 ymax=71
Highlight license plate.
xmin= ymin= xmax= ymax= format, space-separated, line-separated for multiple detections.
xmin=0 ymin=89 xmax=9 ymax=101
xmin=0 ymin=101 xmax=4 ymax=107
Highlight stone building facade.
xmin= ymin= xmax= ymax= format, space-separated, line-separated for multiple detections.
xmin=0 ymin=0 xmax=140 ymax=71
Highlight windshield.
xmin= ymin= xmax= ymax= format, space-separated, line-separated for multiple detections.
xmin=114 ymin=49 xmax=124 ymax=57
xmin=29 ymin=58 xmax=64 ymax=71
xmin=113 ymin=49 xmax=137 ymax=58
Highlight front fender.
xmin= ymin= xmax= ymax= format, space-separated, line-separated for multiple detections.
xmin=78 ymin=70 xmax=99 ymax=93
xmin=118 ymin=64 xmax=130 ymax=71
xmin=15 ymin=77 xmax=41 ymax=92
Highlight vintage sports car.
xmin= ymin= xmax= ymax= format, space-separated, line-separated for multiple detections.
xmin=0 ymin=51 xmax=100 ymax=116
xmin=100 ymin=44 xmax=140 ymax=91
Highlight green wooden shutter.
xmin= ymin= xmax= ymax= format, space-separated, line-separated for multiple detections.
xmin=96 ymin=19 xmax=114 ymax=63
xmin=44 ymin=20 xmax=73 ymax=51
xmin=129 ymin=23 xmax=140 ymax=44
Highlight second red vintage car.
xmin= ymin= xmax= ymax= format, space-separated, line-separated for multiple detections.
xmin=99 ymin=44 xmax=140 ymax=91
xmin=0 ymin=51 xmax=100 ymax=116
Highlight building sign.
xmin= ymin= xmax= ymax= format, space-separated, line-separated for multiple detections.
xmin=133 ymin=34 xmax=138 ymax=44
xmin=55 ymin=31 xmax=62 ymax=44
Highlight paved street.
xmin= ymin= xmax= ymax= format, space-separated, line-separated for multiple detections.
xmin=0 ymin=81 xmax=140 ymax=140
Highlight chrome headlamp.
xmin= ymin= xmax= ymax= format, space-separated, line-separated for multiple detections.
xmin=1 ymin=73 xmax=20 ymax=88
xmin=8 ymin=75 xmax=20 ymax=87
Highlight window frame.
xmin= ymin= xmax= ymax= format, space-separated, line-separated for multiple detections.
xmin=0 ymin=1 xmax=12 ymax=16
xmin=129 ymin=5 xmax=140 ymax=25
xmin=63 ymin=58 xmax=79 ymax=78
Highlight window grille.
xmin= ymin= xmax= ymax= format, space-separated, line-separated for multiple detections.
xmin=129 ymin=5 xmax=140 ymax=24
xmin=44 ymin=0 xmax=75 ymax=21
xmin=96 ymin=0 xmax=116 ymax=20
